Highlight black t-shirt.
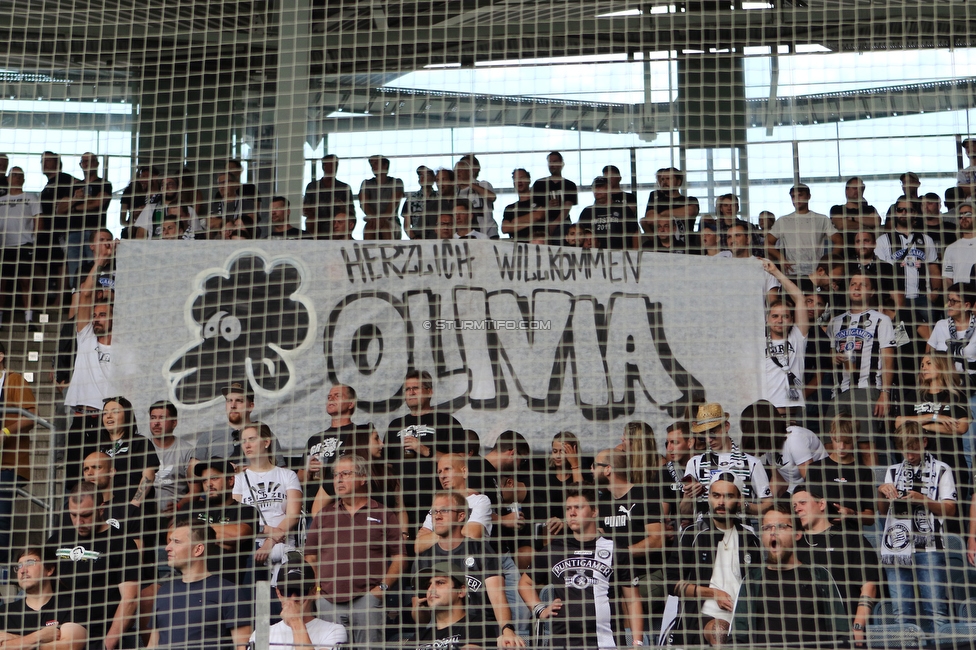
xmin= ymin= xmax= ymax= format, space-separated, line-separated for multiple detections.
xmin=412 ymin=538 xmax=502 ymax=621
xmin=303 ymin=179 xmax=353 ymax=238
xmin=86 ymin=431 xmax=160 ymax=501
xmin=735 ymin=565 xmax=847 ymax=647
xmin=386 ymin=411 xmax=467 ymax=532
xmin=803 ymin=326 xmax=835 ymax=397
xmin=69 ymin=178 xmax=113 ymax=231
xmin=49 ymin=523 xmax=141 ymax=642
xmin=642 ymin=234 xmax=687 ymax=254
xmin=120 ymin=181 xmax=148 ymax=215
xmin=804 ymin=456 xmax=875 ymax=528
xmin=304 ymin=423 xmax=372 ymax=497
xmin=910 ymin=390 xmax=970 ymax=487
xmin=794 ymin=523 xmax=880 ymax=611
xmin=180 ymin=496 xmax=260 ymax=581
xmin=529 ymin=536 xmax=633 ymax=649
xmin=846 ymin=259 xmax=896 ymax=299
xmin=829 ymin=202 xmax=878 ymax=252
xmin=154 ymin=574 xmax=252 ymax=650
xmin=0 ymin=593 xmax=77 ymax=637
xmin=531 ymin=178 xmax=578 ymax=230
xmin=596 ymin=484 xmax=661 ymax=573
xmin=645 ymin=190 xmax=699 ymax=236
xmin=39 ymin=172 xmax=79 ymax=241
xmin=414 ymin=611 xmax=489 ymax=650
xmin=652 ymin=463 xmax=689 ymax=531
xmin=577 ymin=205 xmax=637 ymax=250
xmin=502 ymin=198 xmax=542 ymax=242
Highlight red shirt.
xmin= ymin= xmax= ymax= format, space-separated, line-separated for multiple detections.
xmin=305 ymin=497 xmax=402 ymax=602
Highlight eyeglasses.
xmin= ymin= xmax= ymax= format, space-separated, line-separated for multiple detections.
xmin=592 ymin=462 xmax=611 ymax=469
xmin=894 ymin=207 xmax=910 ymax=214
xmin=15 ymin=559 xmax=38 ymax=571
xmin=430 ymin=509 xmax=460 ymax=516
xmin=761 ymin=523 xmax=794 ymax=533
xmin=947 ymin=298 xmax=963 ymax=306
xmin=333 ymin=470 xmax=356 ymax=479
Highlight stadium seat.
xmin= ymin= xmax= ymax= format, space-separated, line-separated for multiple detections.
xmin=868 ymin=601 xmax=923 ymax=649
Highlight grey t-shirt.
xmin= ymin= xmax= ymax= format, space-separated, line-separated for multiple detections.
xmin=152 ymin=435 xmax=196 ymax=511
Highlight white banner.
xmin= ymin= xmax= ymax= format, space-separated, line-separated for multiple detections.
xmin=113 ymin=241 xmax=766 ymax=452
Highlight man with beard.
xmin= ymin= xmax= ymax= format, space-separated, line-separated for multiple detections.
xmin=49 ymin=483 xmax=141 ymax=650
xmin=681 ymin=403 xmax=772 ymax=519
xmin=591 ymin=448 xmax=663 ymax=582
xmin=147 ymin=400 xmax=197 ymax=515
xmin=63 ymin=248 xmax=117 ymax=482
xmin=181 ymin=459 xmax=259 ymax=582
xmin=875 ymin=195 xmax=942 ymax=339
xmin=663 ymin=473 xmax=761 ymax=647
xmin=519 ymin=488 xmax=642 ymax=650
xmin=732 ymin=504 xmax=849 ymax=647
xmin=193 ymin=381 xmax=252 ymax=469
xmin=942 ymin=200 xmax=976 ymax=285
xmin=827 ymin=273 xmax=896 ymax=465
xmin=792 ymin=486 xmax=879 ymax=645
xmin=303 ymin=384 xmax=373 ymax=513
xmin=386 ymin=370 xmax=466 ymax=537
xmin=0 ymin=547 xmax=88 ymax=650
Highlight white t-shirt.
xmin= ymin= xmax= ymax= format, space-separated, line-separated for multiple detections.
xmin=233 ymin=466 xmax=302 ymax=542
xmin=455 ymin=230 xmax=489 ymax=240
xmin=700 ymin=527 xmax=741 ymax=624
xmin=875 ymin=231 xmax=939 ymax=299
xmin=134 ymin=198 xmax=162 ymax=234
xmin=0 ymin=192 xmax=40 ymax=246
xmin=702 ymin=250 xmax=733 ymax=259
xmin=457 ymin=181 xmax=497 ymax=238
xmin=63 ymin=323 xmax=117 ymax=409
xmin=249 ymin=617 xmax=347 ymax=650
xmin=827 ymin=309 xmax=896 ymax=393
xmin=942 ymin=236 xmax=976 ymax=285
xmin=776 ymin=425 xmax=827 ymax=493
xmin=957 ymin=165 xmax=976 ymax=189
xmin=421 ymin=493 xmax=493 ymax=536
xmin=769 ymin=211 xmax=836 ymax=276
xmin=928 ymin=318 xmax=976 ymax=376
xmin=763 ymin=327 xmax=807 ymax=408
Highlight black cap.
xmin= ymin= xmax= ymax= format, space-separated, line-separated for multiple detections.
xmin=417 ymin=561 xmax=465 ymax=588
xmin=221 ymin=381 xmax=253 ymax=399
xmin=193 ymin=459 xmax=236 ymax=477
xmin=278 ymin=559 xmax=316 ymax=597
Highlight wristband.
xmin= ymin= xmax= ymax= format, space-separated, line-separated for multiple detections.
xmin=379 ymin=583 xmax=389 ymax=591
xmin=853 ymin=623 xmax=864 ymax=631
xmin=2 ymin=428 xmax=9 ymax=436
xmin=533 ymin=603 xmax=547 ymax=618
xmin=501 ymin=624 xmax=516 ymax=633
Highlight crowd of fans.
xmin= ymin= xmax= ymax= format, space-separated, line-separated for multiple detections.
xmin=3 ymin=140 xmax=976 ymax=649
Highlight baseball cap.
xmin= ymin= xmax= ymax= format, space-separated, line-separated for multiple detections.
xmin=221 ymin=381 xmax=253 ymax=399
xmin=417 ymin=561 xmax=465 ymax=589
xmin=193 ymin=459 xmax=236 ymax=477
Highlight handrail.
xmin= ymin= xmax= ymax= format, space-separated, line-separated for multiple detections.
xmin=0 ymin=408 xmax=58 ymax=535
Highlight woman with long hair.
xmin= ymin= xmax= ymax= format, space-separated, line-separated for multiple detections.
xmin=894 ymin=352 xmax=970 ymax=493
xmin=89 ymin=396 xmax=158 ymax=502
xmin=232 ymin=423 xmax=302 ymax=569
xmin=621 ymin=420 xmax=661 ymax=485
xmin=549 ymin=431 xmax=585 ymax=486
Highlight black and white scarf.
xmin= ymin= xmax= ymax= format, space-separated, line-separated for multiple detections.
xmin=880 ymin=453 xmax=941 ymax=565
xmin=947 ymin=313 xmax=976 ymax=360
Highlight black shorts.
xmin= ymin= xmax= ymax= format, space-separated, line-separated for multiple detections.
xmin=1 ymin=245 xmax=33 ymax=280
